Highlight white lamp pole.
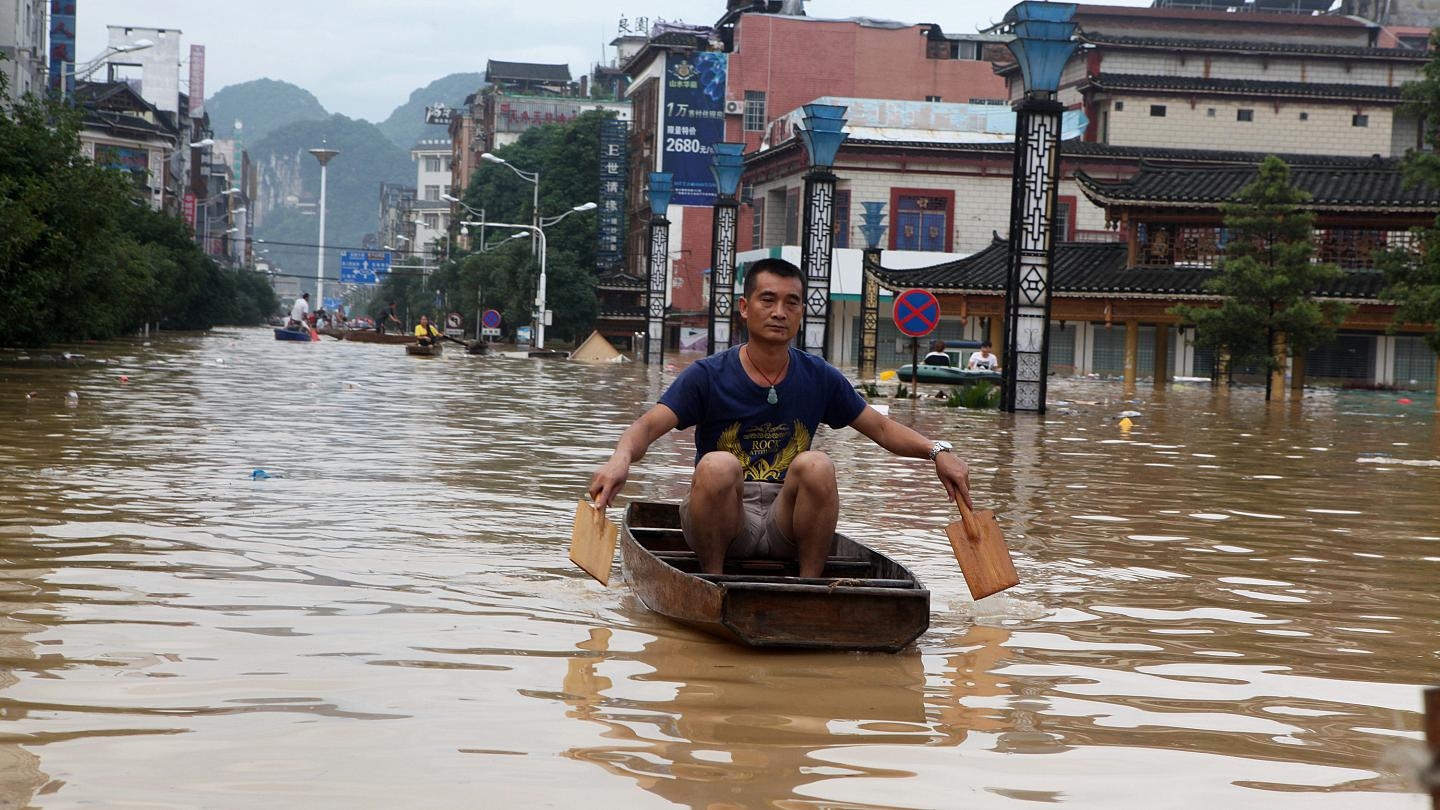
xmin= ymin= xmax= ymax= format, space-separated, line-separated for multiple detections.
xmin=309 ymin=145 xmax=340 ymax=307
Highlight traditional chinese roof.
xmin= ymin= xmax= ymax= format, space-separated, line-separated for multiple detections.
xmin=485 ymin=60 xmax=572 ymax=83
xmin=1079 ymin=32 xmax=1431 ymax=62
xmin=868 ymin=239 xmax=1388 ymax=300
xmin=1075 ymin=160 xmax=1440 ymax=213
xmin=595 ymin=270 xmax=646 ymax=291
xmin=1084 ymin=72 xmax=1404 ymax=102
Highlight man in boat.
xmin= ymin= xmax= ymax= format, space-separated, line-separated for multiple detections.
xmin=414 ymin=315 xmax=442 ymax=346
xmin=923 ymin=339 xmax=951 ymax=366
xmin=967 ymin=341 xmax=1001 ymax=372
xmin=374 ymin=302 xmax=403 ymax=334
xmin=589 ymin=258 xmax=973 ymax=579
xmin=287 ymin=293 xmax=310 ymax=329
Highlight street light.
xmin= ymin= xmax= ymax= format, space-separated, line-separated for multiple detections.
xmin=59 ymin=38 xmax=155 ymax=93
xmin=200 ymin=187 xmax=240 ymax=254
xmin=708 ymin=142 xmax=745 ymax=355
xmin=481 ymin=201 xmax=596 ymax=352
xmin=481 ymin=152 xmax=540 ymax=253
xmin=999 ymin=0 xmax=1079 ymax=414
xmin=309 ymin=144 xmax=340 ymax=308
xmin=644 ymin=172 xmax=674 ymax=365
xmin=796 ymin=103 xmax=849 ymax=359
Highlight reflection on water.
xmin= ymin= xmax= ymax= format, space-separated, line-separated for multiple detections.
xmin=0 ymin=328 xmax=1436 ymax=808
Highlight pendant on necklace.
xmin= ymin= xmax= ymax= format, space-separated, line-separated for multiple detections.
xmin=766 ymin=386 xmax=778 ymax=405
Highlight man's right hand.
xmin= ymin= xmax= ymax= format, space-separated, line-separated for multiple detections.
xmin=588 ymin=458 xmax=630 ymax=511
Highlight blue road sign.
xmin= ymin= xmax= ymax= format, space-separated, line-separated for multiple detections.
xmin=893 ymin=288 xmax=941 ymax=338
xmin=482 ymin=309 xmax=502 ymax=329
xmin=339 ymin=251 xmax=393 ymax=285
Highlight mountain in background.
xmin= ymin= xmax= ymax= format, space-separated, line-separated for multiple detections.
xmin=205 ymin=79 xmax=330 ymax=143
xmin=376 ymin=72 xmax=486 ymax=150
xmin=247 ymin=114 xmax=414 ymax=289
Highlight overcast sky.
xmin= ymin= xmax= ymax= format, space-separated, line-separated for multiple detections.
xmin=79 ymin=1 xmax=1151 ymax=122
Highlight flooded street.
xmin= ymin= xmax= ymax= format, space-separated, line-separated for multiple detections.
xmin=0 ymin=326 xmax=1436 ymax=809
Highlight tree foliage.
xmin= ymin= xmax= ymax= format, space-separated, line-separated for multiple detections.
xmin=445 ymin=109 xmax=611 ymax=345
xmin=1386 ymin=45 xmax=1440 ymax=352
xmin=1170 ymin=156 xmax=1351 ymax=389
xmin=0 ymin=75 xmax=275 ymax=348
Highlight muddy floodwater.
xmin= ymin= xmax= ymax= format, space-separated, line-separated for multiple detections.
xmin=0 ymin=327 xmax=1436 ymax=809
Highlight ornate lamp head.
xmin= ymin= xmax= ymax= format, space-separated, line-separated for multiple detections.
xmin=647 ymin=172 xmax=674 ymax=217
xmin=797 ymin=103 xmax=848 ymax=169
xmin=709 ymin=143 xmax=746 ymax=198
xmin=1004 ymin=1 xmax=1079 ymax=96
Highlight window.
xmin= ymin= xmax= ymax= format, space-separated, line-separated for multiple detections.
xmin=1353 ymin=113 xmax=1369 ymax=127
xmin=743 ymin=90 xmax=766 ymax=132
xmin=1149 ymin=105 xmax=1166 ymax=117
xmin=1237 ymin=109 xmax=1254 ymax=122
xmin=752 ymin=197 xmax=764 ymax=248
xmin=833 ymin=189 xmax=851 ymax=249
xmin=892 ymin=192 xmax=951 ymax=251
xmin=423 ymin=213 xmax=440 ymax=230
xmin=1299 ymin=111 xmax=1309 ymax=121
xmin=1207 ymin=108 xmax=1216 ymax=117
xmin=1114 ymin=101 xmax=1124 ymax=111
xmin=424 ymin=156 xmax=442 ymax=172
xmin=424 ymin=185 xmax=440 ymax=201
xmin=925 ymin=95 xmax=942 ymax=103
xmin=1056 ymin=195 xmax=1076 ymax=242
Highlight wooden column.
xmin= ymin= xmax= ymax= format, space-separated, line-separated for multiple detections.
xmin=1124 ymin=320 xmax=1139 ymax=385
xmin=1435 ymin=356 xmax=1440 ymax=411
xmin=1153 ymin=324 xmax=1169 ymax=388
xmin=1268 ymin=332 xmax=1287 ymax=403
xmin=1291 ymin=351 xmax=1306 ymax=393
xmin=988 ymin=317 xmax=1004 ymax=364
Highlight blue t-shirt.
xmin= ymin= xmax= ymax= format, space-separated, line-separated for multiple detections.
xmin=659 ymin=346 xmax=867 ymax=481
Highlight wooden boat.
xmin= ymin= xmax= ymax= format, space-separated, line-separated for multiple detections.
xmin=620 ymin=501 xmax=929 ymax=652
xmin=893 ymin=364 xmax=1001 ymax=386
xmin=340 ymin=329 xmax=416 ymax=345
xmin=273 ymin=326 xmax=315 ymax=342
xmin=405 ymin=342 xmax=442 ymax=357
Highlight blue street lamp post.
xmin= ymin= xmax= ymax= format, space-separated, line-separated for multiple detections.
xmin=1000 ymin=1 xmax=1078 ymax=414
xmin=645 ymin=172 xmax=674 ymax=365
xmin=708 ymin=143 xmax=745 ymax=356
xmin=858 ymin=202 xmax=888 ymax=382
xmin=796 ymin=104 xmax=849 ymax=359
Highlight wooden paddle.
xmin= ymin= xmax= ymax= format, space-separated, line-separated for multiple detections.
xmin=945 ymin=497 xmax=1019 ymax=600
xmin=569 ymin=499 xmax=618 ymax=586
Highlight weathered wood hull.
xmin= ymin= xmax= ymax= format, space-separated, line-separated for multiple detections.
xmin=620 ymin=501 xmax=929 ymax=652
xmin=405 ymin=343 xmax=442 ymax=357
xmin=341 ymin=330 xmax=417 ymax=345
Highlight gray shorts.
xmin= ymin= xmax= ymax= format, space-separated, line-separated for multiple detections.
xmin=679 ymin=481 xmax=797 ymax=559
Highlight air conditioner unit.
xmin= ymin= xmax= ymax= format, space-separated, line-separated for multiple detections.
xmin=723 ymin=99 xmax=743 ymax=115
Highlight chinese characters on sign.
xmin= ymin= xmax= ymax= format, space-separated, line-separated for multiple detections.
xmin=339 ymin=251 xmax=393 ymax=285
xmin=424 ymin=104 xmax=453 ymax=125
xmin=597 ymin=118 xmax=629 ymax=272
xmin=49 ymin=0 xmax=76 ymax=95
xmin=661 ymin=52 xmax=727 ymax=206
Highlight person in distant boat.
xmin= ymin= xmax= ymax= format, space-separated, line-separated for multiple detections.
xmin=374 ymin=302 xmax=402 ymax=334
xmin=414 ymin=315 xmax=442 ymax=346
xmin=968 ymin=341 xmax=1000 ymax=372
xmin=287 ymin=293 xmax=310 ymax=329
xmin=588 ymin=257 xmax=973 ymax=579
xmin=923 ymin=339 xmax=951 ymax=366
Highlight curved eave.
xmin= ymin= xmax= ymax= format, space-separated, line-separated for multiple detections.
xmin=1077 ymin=194 xmax=1440 ymax=215
xmin=1084 ymin=77 xmax=1403 ymax=104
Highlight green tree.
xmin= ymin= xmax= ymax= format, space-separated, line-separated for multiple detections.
xmin=456 ymin=109 xmax=609 ymax=345
xmin=1170 ymin=156 xmax=1351 ymax=400
xmin=1385 ymin=47 xmax=1440 ymax=352
xmin=1 ymin=71 xmax=276 ymax=347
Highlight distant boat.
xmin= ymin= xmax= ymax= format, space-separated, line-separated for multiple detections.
xmin=273 ymin=325 xmax=316 ymax=342
xmin=405 ymin=342 xmax=442 ymax=357
xmin=892 ymin=364 xmax=1001 ymax=386
xmin=340 ymin=330 xmax=416 ymax=345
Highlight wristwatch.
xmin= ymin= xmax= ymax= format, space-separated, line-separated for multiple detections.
xmin=928 ymin=440 xmax=953 ymax=461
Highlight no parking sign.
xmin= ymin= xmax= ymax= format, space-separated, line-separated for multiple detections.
xmin=893 ymin=289 xmax=941 ymax=337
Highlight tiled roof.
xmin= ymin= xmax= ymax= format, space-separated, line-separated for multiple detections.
xmin=485 ymin=60 xmax=572 ymax=83
xmin=1076 ymin=160 xmax=1440 ymax=213
xmin=869 ymin=240 xmax=1388 ymax=300
xmin=1080 ymin=33 xmax=1430 ymax=61
xmin=1086 ymin=72 xmax=1404 ymax=102
xmin=595 ymin=270 xmax=646 ymax=290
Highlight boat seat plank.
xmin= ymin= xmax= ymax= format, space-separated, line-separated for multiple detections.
xmin=695 ymin=573 xmax=918 ymax=589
